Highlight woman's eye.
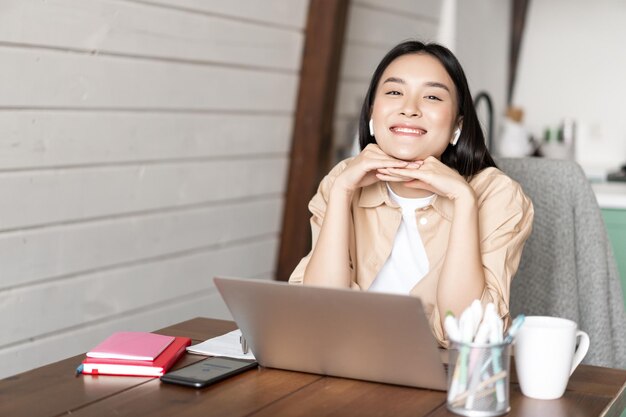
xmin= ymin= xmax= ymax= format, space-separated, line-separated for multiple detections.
xmin=425 ymin=95 xmax=442 ymax=101
xmin=385 ymin=90 xmax=401 ymax=96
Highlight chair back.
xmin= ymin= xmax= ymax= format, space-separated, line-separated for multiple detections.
xmin=497 ymin=157 xmax=626 ymax=368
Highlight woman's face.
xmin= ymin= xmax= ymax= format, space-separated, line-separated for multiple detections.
xmin=370 ymin=53 xmax=460 ymax=161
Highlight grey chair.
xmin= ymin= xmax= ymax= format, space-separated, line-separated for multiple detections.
xmin=497 ymin=157 xmax=626 ymax=369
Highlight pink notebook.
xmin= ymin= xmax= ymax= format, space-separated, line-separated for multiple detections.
xmin=86 ymin=332 xmax=175 ymax=361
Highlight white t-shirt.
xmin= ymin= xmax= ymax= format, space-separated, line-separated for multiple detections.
xmin=368 ymin=184 xmax=435 ymax=295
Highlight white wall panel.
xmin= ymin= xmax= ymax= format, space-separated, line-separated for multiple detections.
xmin=0 ymin=197 xmax=283 ymax=290
xmin=0 ymin=157 xmax=287 ymax=230
xmin=335 ymin=80 xmax=369 ymax=119
xmin=0 ymin=112 xmax=291 ymax=169
xmin=0 ymin=0 xmax=308 ymax=377
xmin=0 ymin=290 xmax=224 ymax=378
xmin=354 ymin=0 xmax=441 ymax=20
xmin=340 ymin=43 xmax=389 ymax=80
xmin=346 ymin=3 xmax=439 ymax=47
xmin=141 ymin=0 xmax=309 ymax=29
xmin=0 ymin=238 xmax=277 ymax=348
xmin=0 ymin=0 xmax=303 ymax=71
xmin=0 ymin=48 xmax=298 ymax=111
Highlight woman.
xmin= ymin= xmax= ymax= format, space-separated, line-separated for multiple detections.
xmin=289 ymin=41 xmax=534 ymax=346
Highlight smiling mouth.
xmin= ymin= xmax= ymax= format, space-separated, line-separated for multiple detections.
xmin=390 ymin=126 xmax=427 ymax=135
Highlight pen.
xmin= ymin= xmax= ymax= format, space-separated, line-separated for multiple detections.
xmin=445 ymin=312 xmax=461 ymax=401
xmin=452 ymin=370 xmax=507 ymax=406
xmin=465 ymin=319 xmax=491 ymax=408
xmin=487 ymin=311 xmax=506 ymax=404
xmin=240 ymin=335 xmax=249 ymax=355
xmin=503 ymin=314 xmax=525 ymax=344
xmin=468 ymin=319 xmax=490 ymax=376
xmin=444 ymin=311 xmax=461 ymax=342
xmin=457 ymin=307 xmax=476 ymax=393
xmin=469 ymin=300 xmax=484 ymax=336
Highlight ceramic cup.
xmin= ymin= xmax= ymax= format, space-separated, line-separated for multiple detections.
xmin=514 ymin=316 xmax=589 ymax=400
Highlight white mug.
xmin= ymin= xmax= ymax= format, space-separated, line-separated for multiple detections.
xmin=514 ymin=316 xmax=589 ymax=400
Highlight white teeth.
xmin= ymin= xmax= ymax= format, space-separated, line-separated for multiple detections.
xmin=393 ymin=127 xmax=425 ymax=134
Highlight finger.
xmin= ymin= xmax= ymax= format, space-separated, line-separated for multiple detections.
xmin=377 ymin=167 xmax=412 ymax=176
xmin=403 ymin=179 xmax=440 ymax=194
xmin=362 ymin=159 xmax=409 ymax=172
xmin=375 ymin=173 xmax=411 ymax=182
xmin=385 ymin=167 xmax=425 ymax=180
xmin=364 ymin=151 xmax=412 ymax=164
xmin=390 ymin=167 xmax=441 ymax=185
xmin=377 ymin=168 xmax=414 ymax=180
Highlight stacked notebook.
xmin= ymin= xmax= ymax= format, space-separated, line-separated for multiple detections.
xmin=81 ymin=332 xmax=191 ymax=377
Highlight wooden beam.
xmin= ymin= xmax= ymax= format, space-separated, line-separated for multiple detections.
xmin=508 ymin=0 xmax=531 ymax=104
xmin=275 ymin=0 xmax=349 ymax=281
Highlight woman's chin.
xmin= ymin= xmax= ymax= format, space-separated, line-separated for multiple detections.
xmin=377 ymin=142 xmax=428 ymax=161
xmin=389 ymin=150 xmax=424 ymax=162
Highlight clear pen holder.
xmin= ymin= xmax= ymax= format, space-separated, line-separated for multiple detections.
xmin=447 ymin=340 xmax=512 ymax=417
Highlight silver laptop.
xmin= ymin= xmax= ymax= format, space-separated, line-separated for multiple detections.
xmin=213 ymin=277 xmax=447 ymax=390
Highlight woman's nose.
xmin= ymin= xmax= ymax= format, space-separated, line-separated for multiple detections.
xmin=399 ymin=99 xmax=421 ymax=117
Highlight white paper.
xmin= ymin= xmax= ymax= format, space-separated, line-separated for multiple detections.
xmin=186 ymin=329 xmax=255 ymax=360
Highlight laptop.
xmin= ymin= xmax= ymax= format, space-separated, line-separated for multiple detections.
xmin=213 ymin=277 xmax=447 ymax=390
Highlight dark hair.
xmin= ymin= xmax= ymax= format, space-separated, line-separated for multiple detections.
xmin=358 ymin=40 xmax=496 ymax=179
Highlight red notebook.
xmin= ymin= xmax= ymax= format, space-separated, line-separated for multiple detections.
xmin=86 ymin=332 xmax=175 ymax=361
xmin=82 ymin=336 xmax=191 ymax=377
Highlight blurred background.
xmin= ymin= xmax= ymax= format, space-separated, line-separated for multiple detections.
xmin=0 ymin=0 xmax=624 ymax=378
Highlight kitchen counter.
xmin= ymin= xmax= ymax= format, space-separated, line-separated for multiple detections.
xmin=592 ymin=182 xmax=626 ymax=209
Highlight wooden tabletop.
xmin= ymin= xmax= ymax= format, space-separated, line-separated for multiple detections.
xmin=1 ymin=317 xmax=624 ymax=417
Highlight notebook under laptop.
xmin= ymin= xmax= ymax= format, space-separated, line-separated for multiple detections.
xmin=213 ymin=277 xmax=447 ymax=390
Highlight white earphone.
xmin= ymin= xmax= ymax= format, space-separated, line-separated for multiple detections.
xmin=369 ymin=119 xmax=375 ymax=136
xmin=450 ymin=127 xmax=461 ymax=146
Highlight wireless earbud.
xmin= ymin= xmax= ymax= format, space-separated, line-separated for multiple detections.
xmin=451 ymin=128 xmax=461 ymax=146
xmin=369 ymin=119 xmax=375 ymax=137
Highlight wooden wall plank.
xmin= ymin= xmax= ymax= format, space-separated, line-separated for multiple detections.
xmin=346 ymin=4 xmax=439 ymax=46
xmin=331 ymin=117 xmax=358 ymax=160
xmin=0 ymin=112 xmax=291 ymax=169
xmin=0 ymin=238 xmax=277 ymax=347
xmin=354 ymin=0 xmax=441 ymax=20
xmin=0 ymin=197 xmax=283 ymax=290
xmin=0 ymin=48 xmax=298 ymax=111
xmin=0 ymin=157 xmax=287 ymax=230
xmin=340 ymin=43 xmax=389 ymax=80
xmin=140 ymin=0 xmax=310 ymax=29
xmin=0 ymin=290 xmax=227 ymax=378
xmin=0 ymin=0 xmax=308 ymax=378
xmin=335 ymin=79 xmax=370 ymax=119
xmin=0 ymin=0 xmax=303 ymax=71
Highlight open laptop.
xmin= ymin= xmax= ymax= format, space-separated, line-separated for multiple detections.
xmin=213 ymin=277 xmax=447 ymax=390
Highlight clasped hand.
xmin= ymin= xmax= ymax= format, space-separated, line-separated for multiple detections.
xmin=333 ymin=144 xmax=474 ymax=202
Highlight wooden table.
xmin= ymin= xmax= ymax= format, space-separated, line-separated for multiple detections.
xmin=2 ymin=317 xmax=625 ymax=417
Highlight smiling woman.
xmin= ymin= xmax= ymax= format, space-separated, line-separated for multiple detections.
xmin=288 ymin=41 xmax=534 ymax=346
xmin=370 ymin=54 xmax=458 ymax=166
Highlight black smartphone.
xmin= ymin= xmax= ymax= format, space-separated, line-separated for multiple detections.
xmin=160 ymin=357 xmax=258 ymax=388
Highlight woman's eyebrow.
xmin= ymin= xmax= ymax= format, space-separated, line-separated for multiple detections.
xmin=424 ymin=81 xmax=450 ymax=92
xmin=382 ymin=76 xmax=405 ymax=84
xmin=382 ymin=77 xmax=451 ymax=93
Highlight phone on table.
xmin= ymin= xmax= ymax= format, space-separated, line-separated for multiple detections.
xmin=160 ymin=357 xmax=258 ymax=388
